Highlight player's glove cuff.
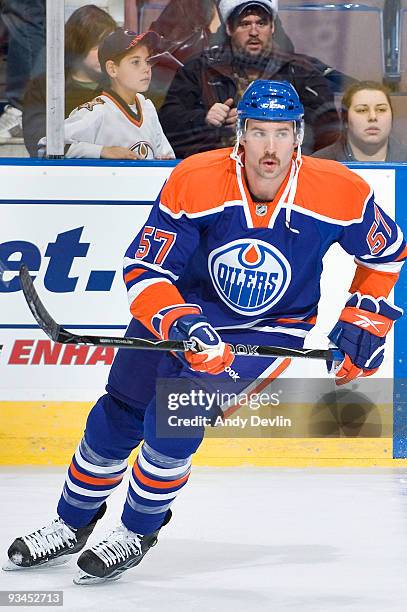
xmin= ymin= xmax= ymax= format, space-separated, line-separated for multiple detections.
xmin=168 ymin=313 xmax=234 ymax=375
xmin=336 ymin=292 xmax=403 ymax=338
xmin=152 ymin=303 xmax=202 ymax=340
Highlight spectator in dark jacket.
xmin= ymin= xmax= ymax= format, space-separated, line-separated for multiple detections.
xmin=150 ymin=0 xmax=294 ymax=57
xmin=158 ymin=0 xmax=340 ymax=158
xmin=313 ymin=81 xmax=407 ymax=162
xmin=147 ymin=0 xmax=295 ymax=110
xmin=22 ymin=4 xmax=116 ymax=157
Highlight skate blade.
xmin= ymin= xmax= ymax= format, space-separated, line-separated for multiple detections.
xmin=73 ymin=569 xmax=123 ymax=585
xmin=2 ymin=556 xmax=70 ymax=571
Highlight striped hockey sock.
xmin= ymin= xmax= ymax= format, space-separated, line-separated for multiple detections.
xmin=122 ymin=442 xmax=191 ymax=534
xmin=57 ymin=437 xmax=128 ymax=528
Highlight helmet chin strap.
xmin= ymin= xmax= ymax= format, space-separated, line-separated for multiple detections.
xmin=230 ymin=122 xmax=244 ymax=166
xmin=284 ymin=143 xmax=302 ymax=234
xmin=284 ymin=119 xmax=303 ymax=234
xmin=285 ymin=121 xmax=304 ymax=234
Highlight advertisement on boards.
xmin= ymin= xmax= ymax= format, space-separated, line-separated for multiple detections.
xmin=0 ymin=164 xmax=396 ymax=401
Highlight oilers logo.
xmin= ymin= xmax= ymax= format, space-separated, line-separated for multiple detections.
xmin=208 ymin=239 xmax=291 ymax=316
xmin=130 ymin=141 xmax=154 ymax=159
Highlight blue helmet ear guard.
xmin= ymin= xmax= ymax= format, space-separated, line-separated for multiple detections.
xmin=236 ymin=79 xmax=305 ymax=145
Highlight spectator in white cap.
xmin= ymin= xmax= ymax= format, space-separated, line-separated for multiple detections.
xmin=214 ymin=0 xmax=293 ymax=51
xmin=218 ymin=0 xmax=277 ymax=58
xmin=159 ymin=0 xmax=340 ymax=158
xmin=218 ymin=0 xmax=276 ymax=27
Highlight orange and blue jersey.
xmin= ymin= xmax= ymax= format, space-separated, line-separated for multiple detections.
xmin=123 ymin=148 xmax=406 ymax=336
xmin=58 ymin=148 xmax=407 ymax=540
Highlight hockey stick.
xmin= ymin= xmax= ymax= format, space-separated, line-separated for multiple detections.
xmin=19 ymin=265 xmax=342 ymax=361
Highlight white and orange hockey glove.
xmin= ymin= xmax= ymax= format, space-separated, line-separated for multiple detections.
xmin=152 ymin=304 xmax=234 ymax=375
xmin=328 ymin=292 xmax=403 ymax=386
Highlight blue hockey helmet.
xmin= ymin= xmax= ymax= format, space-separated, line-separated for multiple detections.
xmin=236 ymin=80 xmax=305 ymax=144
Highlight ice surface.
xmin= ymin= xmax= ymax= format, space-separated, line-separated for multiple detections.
xmin=2 ymin=466 xmax=407 ymax=611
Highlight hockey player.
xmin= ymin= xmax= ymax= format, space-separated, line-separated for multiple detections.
xmin=4 ymin=80 xmax=405 ymax=584
xmin=38 ymin=28 xmax=175 ymax=160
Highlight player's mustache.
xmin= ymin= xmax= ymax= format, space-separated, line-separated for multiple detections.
xmin=260 ymin=155 xmax=280 ymax=164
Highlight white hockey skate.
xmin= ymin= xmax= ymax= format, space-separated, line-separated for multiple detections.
xmin=74 ymin=510 xmax=172 ymax=585
xmin=3 ymin=503 xmax=106 ymax=571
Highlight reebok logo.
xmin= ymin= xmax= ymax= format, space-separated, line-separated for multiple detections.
xmin=353 ymin=314 xmax=384 ymax=333
xmin=229 ymin=344 xmax=259 ymax=356
xmin=225 ymin=365 xmax=240 ymax=381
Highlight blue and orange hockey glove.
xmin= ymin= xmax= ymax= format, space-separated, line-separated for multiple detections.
xmin=328 ymin=292 xmax=403 ymax=386
xmin=152 ymin=304 xmax=234 ymax=375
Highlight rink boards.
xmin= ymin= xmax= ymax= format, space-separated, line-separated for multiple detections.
xmin=0 ymin=159 xmax=406 ymax=466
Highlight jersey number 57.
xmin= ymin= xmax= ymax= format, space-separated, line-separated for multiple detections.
xmin=135 ymin=225 xmax=176 ymax=265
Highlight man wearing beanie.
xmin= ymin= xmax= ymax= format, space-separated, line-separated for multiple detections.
xmin=159 ymin=0 xmax=340 ymax=157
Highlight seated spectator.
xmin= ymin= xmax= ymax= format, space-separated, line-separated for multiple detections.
xmin=150 ymin=0 xmax=294 ymax=57
xmin=0 ymin=0 xmax=45 ymax=144
xmin=158 ymin=0 xmax=340 ymax=158
xmin=39 ymin=29 xmax=174 ymax=160
xmin=22 ymin=4 xmax=116 ymax=157
xmin=313 ymin=81 xmax=407 ymax=162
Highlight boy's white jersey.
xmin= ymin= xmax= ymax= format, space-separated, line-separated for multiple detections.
xmin=38 ymin=90 xmax=175 ymax=159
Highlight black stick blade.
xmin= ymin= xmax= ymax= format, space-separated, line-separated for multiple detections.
xmin=19 ymin=265 xmax=61 ymax=342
